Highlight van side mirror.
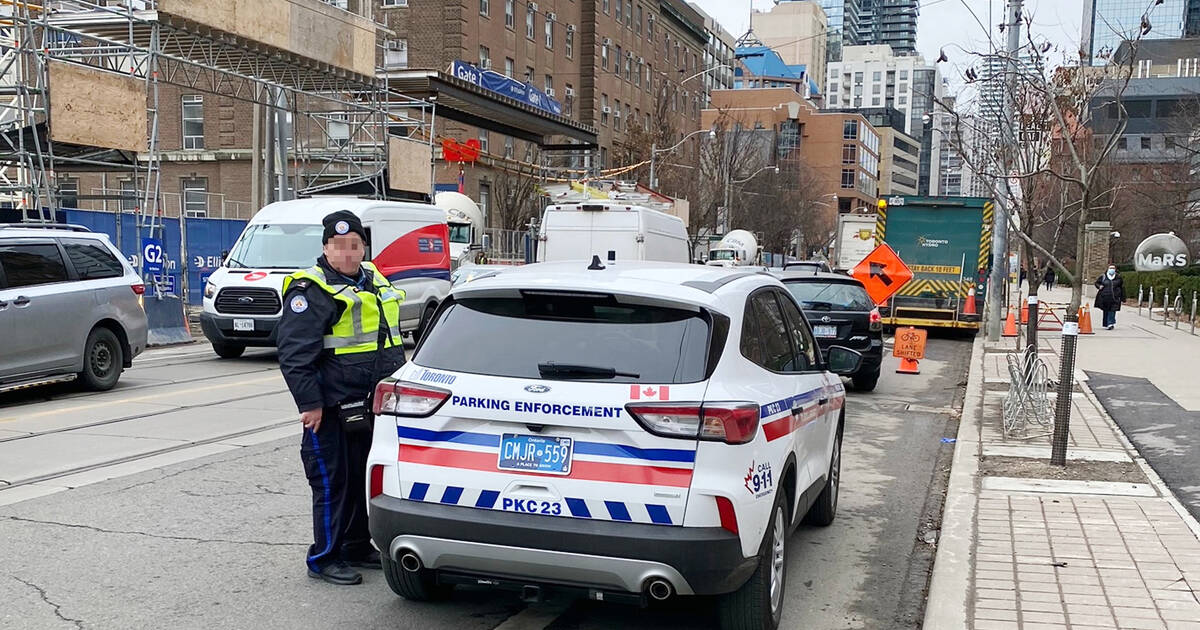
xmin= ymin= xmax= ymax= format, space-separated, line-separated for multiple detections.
xmin=826 ymin=346 xmax=863 ymax=375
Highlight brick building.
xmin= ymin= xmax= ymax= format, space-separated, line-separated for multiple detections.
xmin=59 ymin=0 xmax=708 ymax=227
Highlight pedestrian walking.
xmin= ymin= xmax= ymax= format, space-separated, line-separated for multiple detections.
xmin=1094 ymin=264 xmax=1125 ymax=330
xmin=276 ymin=210 xmax=407 ymax=585
xmin=1042 ymin=265 xmax=1056 ymax=291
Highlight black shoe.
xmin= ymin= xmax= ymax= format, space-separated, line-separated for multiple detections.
xmin=307 ymin=561 xmax=363 ymax=585
xmin=343 ymin=549 xmax=381 ymax=569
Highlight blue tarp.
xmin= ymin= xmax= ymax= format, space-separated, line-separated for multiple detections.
xmin=61 ymin=209 xmax=247 ymax=304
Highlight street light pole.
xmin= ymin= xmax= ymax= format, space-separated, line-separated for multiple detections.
xmin=649 ymin=128 xmax=715 ymax=190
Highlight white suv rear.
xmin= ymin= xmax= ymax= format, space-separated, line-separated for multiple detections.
xmin=365 ymin=261 xmax=861 ymax=630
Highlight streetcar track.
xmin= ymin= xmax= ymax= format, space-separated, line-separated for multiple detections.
xmin=0 ymin=417 xmax=297 ymax=491
xmin=0 ymin=388 xmax=292 ymax=444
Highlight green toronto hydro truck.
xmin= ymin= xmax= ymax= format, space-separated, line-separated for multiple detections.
xmin=874 ymin=195 xmax=994 ymax=331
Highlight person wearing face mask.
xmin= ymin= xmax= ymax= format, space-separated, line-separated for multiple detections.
xmin=276 ymin=210 xmax=407 ymax=585
xmin=1094 ymin=264 xmax=1125 ymax=330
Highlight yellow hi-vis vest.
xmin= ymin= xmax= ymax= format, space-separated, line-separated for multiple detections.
xmin=282 ymin=262 xmax=406 ymax=355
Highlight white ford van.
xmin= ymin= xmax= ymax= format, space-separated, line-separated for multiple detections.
xmin=199 ymin=198 xmax=450 ymax=358
xmin=536 ymin=202 xmax=691 ymax=264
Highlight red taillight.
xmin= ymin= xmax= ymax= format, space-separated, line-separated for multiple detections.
xmin=372 ymin=379 xmax=450 ymax=417
xmin=626 ymin=402 xmax=760 ymax=444
xmin=869 ymin=307 xmax=882 ymax=331
xmin=715 ymin=496 xmax=739 ymax=534
xmin=369 ymin=464 xmax=385 ymax=499
xmin=131 ymin=283 xmax=145 ymax=295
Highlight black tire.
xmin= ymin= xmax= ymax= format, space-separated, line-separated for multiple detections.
xmin=414 ymin=304 xmax=438 ymax=343
xmin=79 ymin=327 xmax=124 ymax=391
xmin=852 ymin=370 xmax=879 ymax=392
xmin=718 ymin=494 xmax=789 ymax=630
xmin=804 ymin=427 xmax=842 ymax=527
xmin=381 ymin=555 xmax=452 ymax=601
xmin=212 ymin=342 xmax=245 ymax=359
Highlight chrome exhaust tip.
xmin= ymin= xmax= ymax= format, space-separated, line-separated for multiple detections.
xmin=399 ymin=552 xmax=422 ymax=573
xmin=647 ymin=578 xmax=673 ymax=601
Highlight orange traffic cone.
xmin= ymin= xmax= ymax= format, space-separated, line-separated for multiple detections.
xmin=896 ymin=357 xmax=920 ymax=374
xmin=1002 ymin=307 xmax=1019 ymax=337
xmin=962 ymin=287 xmax=977 ymax=316
xmin=1078 ymin=307 xmax=1094 ymax=334
xmin=1020 ymin=297 xmax=1030 ymax=324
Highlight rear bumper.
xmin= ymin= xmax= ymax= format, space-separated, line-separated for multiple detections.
xmin=199 ymin=312 xmax=279 ymax=347
xmin=369 ymin=494 xmax=757 ymax=596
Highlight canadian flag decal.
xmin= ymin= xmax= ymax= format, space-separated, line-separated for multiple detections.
xmin=629 ymin=385 xmax=670 ymax=400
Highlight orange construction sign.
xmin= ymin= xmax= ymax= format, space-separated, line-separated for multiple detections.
xmin=850 ymin=243 xmax=914 ymax=306
xmin=892 ymin=326 xmax=928 ymax=360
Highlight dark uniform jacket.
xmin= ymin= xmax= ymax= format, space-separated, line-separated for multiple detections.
xmin=277 ymin=256 xmax=406 ymax=412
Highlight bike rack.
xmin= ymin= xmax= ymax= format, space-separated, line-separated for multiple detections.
xmin=1002 ymin=345 xmax=1053 ymax=440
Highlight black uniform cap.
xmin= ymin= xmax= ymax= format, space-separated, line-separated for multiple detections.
xmin=322 ymin=210 xmax=367 ymax=244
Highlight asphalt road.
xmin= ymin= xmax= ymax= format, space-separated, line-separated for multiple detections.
xmin=1086 ymin=370 xmax=1200 ymax=522
xmin=0 ymin=336 xmax=970 ymax=630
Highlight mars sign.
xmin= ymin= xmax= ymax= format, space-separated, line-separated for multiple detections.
xmin=1133 ymin=233 xmax=1190 ymax=271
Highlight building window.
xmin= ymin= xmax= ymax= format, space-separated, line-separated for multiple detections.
xmin=872 ymin=97 xmax=880 ymax=106
xmin=843 ymin=119 xmax=858 ymax=140
xmin=625 ymin=0 xmax=632 ymax=27
xmin=182 ymin=178 xmax=208 ymax=217
xmin=119 ymin=179 xmax=138 ymax=211
xmin=841 ymin=169 xmax=855 ymax=188
xmin=854 ymin=72 xmax=863 ymax=83
xmin=544 ymin=18 xmax=553 ymax=49
xmin=635 ymin=61 xmax=642 ymax=86
xmin=505 ymin=57 xmax=515 ymax=77
xmin=614 ymin=98 xmax=621 ymax=130
xmin=603 ymin=0 xmax=610 ymax=14
xmin=504 ymin=136 xmax=514 ymax=159
xmin=525 ymin=66 xmax=534 ymax=82
xmin=181 ymin=94 xmax=204 ymax=149
xmin=1117 ymin=137 xmax=1127 ymax=150
xmin=505 ymin=0 xmax=514 ymax=28
xmin=478 ymin=45 xmax=490 ymax=69
xmin=635 ymin=4 xmax=642 ymax=34
xmin=625 ymin=55 xmax=632 ymax=81
xmin=381 ymin=0 xmax=408 ymax=6
xmin=615 ymin=46 xmax=622 ymax=75
xmin=526 ymin=5 xmax=535 ymax=39
xmin=328 ymin=113 xmax=349 ymax=148
xmin=1141 ymin=136 xmax=1152 ymax=150
xmin=1167 ymin=135 xmax=1177 ymax=149
xmin=842 ymin=144 xmax=857 ymax=164
xmin=899 ymin=70 xmax=908 ymax=80
xmin=601 ymin=93 xmax=609 ymax=125
xmin=544 ymin=74 xmax=553 ymax=94
xmin=479 ymin=0 xmax=488 ymax=16
xmin=478 ymin=182 xmax=490 ymax=221
xmin=384 ymin=39 xmax=408 ymax=68
xmin=601 ymin=43 xmax=609 ymax=70
xmin=478 ymin=129 xmax=489 ymax=153
xmin=565 ymin=28 xmax=574 ymax=58
xmin=58 ymin=177 xmax=79 ymax=209
xmin=615 ymin=0 xmax=622 ymax=22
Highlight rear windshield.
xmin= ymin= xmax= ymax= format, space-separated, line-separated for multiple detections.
xmin=784 ymin=280 xmax=872 ymax=310
xmin=414 ymin=293 xmax=712 ymax=383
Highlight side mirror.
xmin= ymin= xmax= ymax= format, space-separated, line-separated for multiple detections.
xmin=826 ymin=345 xmax=863 ymax=376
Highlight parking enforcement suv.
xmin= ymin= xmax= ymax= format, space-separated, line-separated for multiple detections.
xmin=365 ymin=261 xmax=860 ymax=630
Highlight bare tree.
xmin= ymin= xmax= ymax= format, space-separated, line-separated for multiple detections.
xmin=489 ymin=154 xmax=543 ymax=231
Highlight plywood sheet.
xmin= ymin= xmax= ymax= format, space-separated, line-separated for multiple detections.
xmin=158 ymin=0 xmax=377 ymax=78
xmin=389 ymin=136 xmax=432 ymax=195
xmin=48 ymin=61 xmax=147 ymax=152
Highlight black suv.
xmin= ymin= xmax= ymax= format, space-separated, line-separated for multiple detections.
xmin=773 ymin=271 xmax=883 ymax=390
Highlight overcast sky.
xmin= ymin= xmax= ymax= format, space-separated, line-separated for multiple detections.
xmin=689 ymin=0 xmax=1086 ymax=93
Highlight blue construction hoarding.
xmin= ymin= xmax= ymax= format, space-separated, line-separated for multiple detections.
xmin=61 ymin=209 xmax=247 ymax=304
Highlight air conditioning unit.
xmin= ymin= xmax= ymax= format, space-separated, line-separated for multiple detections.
xmin=480 ymin=59 xmax=492 ymax=69
xmin=602 ymin=37 xmax=611 ymax=46
xmin=545 ymin=88 xmax=556 ymax=97
xmin=637 ymin=56 xmax=644 ymax=64
xmin=602 ymin=106 xmax=612 ymax=114
xmin=528 ymin=1 xmax=537 ymax=11
xmin=613 ymin=109 xmax=622 ymax=117
xmin=565 ymin=86 xmax=575 ymax=97
xmin=546 ymin=11 xmax=556 ymax=21
xmin=626 ymin=51 xmax=633 ymax=59
xmin=566 ymin=23 xmax=576 ymax=32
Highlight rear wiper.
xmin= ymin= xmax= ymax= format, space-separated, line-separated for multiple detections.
xmin=537 ymin=362 xmax=640 ymax=379
xmin=803 ymin=301 xmax=835 ymax=310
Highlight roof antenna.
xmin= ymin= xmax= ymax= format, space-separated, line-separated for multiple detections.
xmin=607 ymin=250 xmax=617 ymax=265
xmin=588 ymin=255 xmax=606 ymax=270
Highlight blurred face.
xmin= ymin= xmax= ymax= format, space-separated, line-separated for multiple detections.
xmin=323 ymin=233 xmax=365 ymax=275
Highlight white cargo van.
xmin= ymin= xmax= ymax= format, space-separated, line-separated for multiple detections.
xmin=536 ymin=202 xmax=690 ymax=263
xmin=200 ymin=198 xmax=450 ymax=358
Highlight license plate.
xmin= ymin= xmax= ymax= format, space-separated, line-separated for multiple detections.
xmin=498 ymin=434 xmax=573 ymax=475
xmin=233 ymin=318 xmax=254 ymax=332
xmin=813 ymin=324 xmax=838 ymax=338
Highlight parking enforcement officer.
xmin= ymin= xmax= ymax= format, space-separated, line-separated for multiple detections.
xmin=276 ymin=210 xmax=406 ymax=586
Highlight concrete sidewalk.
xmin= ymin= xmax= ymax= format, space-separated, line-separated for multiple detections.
xmin=923 ymin=290 xmax=1200 ymax=630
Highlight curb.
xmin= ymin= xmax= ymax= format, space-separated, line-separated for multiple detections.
xmin=922 ymin=334 xmax=983 ymax=630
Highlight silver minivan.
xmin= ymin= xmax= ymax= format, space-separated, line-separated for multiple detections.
xmin=0 ymin=224 xmax=148 ymax=392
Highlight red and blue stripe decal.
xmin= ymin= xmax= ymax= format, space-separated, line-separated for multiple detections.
xmin=403 ymin=481 xmax=676 ymax=524
xmin=372 ymin=223 xmax=452 ymax=283
xmin=759 ymin=386 xmax=844 ymax=442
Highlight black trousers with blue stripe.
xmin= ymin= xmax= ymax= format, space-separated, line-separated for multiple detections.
xmin=301 ymin=408 xmax=372 ymax=571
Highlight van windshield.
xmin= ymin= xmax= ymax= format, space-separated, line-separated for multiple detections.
xmin=448 ymin=222 xmax=471 ymax=244
xmin=226 ymin=224 xmax=324 ymax=269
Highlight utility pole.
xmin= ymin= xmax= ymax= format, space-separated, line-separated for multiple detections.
xmin=987 ymin=0 xmax=1022 ymax=341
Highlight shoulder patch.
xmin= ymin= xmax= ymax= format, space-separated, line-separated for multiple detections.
xmin=291 ymin=279 xmax=312 ymax=290
xmin=290 ymin=294 xmax=309 ymax=313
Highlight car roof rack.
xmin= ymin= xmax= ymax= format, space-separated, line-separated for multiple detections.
xmin=0 ymin=223 xmax=92 ymax=233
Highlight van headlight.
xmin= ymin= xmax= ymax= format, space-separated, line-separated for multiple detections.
xmin=204 ymin=282 xmax=216 ymax=298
